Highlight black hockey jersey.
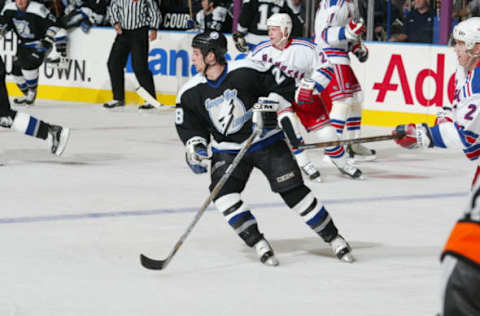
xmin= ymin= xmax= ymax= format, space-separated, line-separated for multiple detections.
xmin=175 ymin=59 xmax=295 ymax=152
xmin=0 ymin=1 xmax=57 ymax=44
xmin=196 ymin=6 xmax=232 ymax=33
xmin=238 ymin=0 xmax=303 ymax=46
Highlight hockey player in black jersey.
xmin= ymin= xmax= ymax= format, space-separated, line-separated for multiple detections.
xmin=175 ymin=30 xmax=354 ymax=265
xmin=0 ymin=0 xmax=63 ymax=105
xmin=0 ymin=58 xmax=70 ymax=157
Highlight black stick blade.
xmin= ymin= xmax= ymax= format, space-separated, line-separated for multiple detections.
xmin=140 ymin=254 xmax=167 ymax=270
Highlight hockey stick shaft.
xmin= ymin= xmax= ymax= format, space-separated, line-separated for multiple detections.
xmin=298 ymin=131 xmax=405 ymax=150
xmin=140 ymin=129 xmax=261 ymax=270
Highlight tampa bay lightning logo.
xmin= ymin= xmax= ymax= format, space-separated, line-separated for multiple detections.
xmin=12 ymin=18 xmax=34 ymax=39
xmin=205 ymin=89 xmax=250 ymax=135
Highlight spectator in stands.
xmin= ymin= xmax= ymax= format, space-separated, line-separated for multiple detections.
xmin=454 ymin=0 xmax=480 ymax=20
xmin=195 ymin=0 xmax=232 ymax=33
xmin=389 ymin=0 xmax=434 ymax=43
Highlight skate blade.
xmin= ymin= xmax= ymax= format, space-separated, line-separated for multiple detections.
xmin=339 ymin=253 xmax=355 ymax=263
xmin=262 ymin=256 xmax=279 ymax=266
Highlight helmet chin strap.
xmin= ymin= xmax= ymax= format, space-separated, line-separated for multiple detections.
xmin=465 ymin=49 xmax=480 ymax=71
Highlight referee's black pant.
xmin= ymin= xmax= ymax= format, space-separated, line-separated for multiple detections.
xmin=107 ymin=27 xmax=156 ymax=102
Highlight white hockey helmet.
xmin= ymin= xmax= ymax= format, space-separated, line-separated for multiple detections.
xmin=453 ymin=17 xmax=480 ymax=50
xmin=267 ymin=13 xmax=292 ymax=38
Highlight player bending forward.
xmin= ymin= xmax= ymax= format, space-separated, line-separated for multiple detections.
xmin=249 ymin=13 xmax=363 ymax=182
xmin=0 ymin=58 xmax=70 ymax=157
xmin=175 ymin=31 xmax=354 ymax=265
xmin=393 ymin=18 xmax=480 ymax=316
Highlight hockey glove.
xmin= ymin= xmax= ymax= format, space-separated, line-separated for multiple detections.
xmin=352 ymin=42 xmax=368 ymax=63
xmin=295 ymin=78 xmax=316 ymax=106
xmin=252 ymin=97 xmax=279 ymax=135
xmin=435 ymin=107 xmax=454 ymax=125
xmin=393 ymin=123 xmax=433 ymax=149
xmin=233 ymin=32 xmax=248 ymax=53
xmin=39 ymin=36 xmax=54 ymax=52
xmin=185 ymin=136 xmax=209 ymax=174
xmin=345 ymin=19 xmax=366 ymax=41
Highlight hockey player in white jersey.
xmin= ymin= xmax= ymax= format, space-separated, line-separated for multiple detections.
xmin=393 ymin=18 xmax=480 ymax=316
xmin=314 ymin=0 xmax=374 ymax=161
xmin=249 ymin=13 xmax=363 ymax=181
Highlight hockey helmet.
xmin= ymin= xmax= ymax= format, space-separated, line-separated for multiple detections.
xmin=267 ymin=13 xmax=293 ymax=38
xmin=192 ymin=31 xmax=228 ymax=64
xmin=453 ymin=17 xmax=480 ymax=50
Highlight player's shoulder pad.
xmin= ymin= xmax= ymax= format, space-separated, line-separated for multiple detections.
xmin=251 ymin=40 xmax=272 ymax=56
xmin=471 ymin=66 xmax=480 ymax=95
xmin=2 ymin=2 xmax=17 ymax=14
xmin=176 ymin=73 xmax=207 ymax=104
xmin=229 ymin=58 xmax=271 ymax=73
xmin=26 ymin=1 xmax=51 ymax=18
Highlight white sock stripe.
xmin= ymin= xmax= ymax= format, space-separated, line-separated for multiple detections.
xmin=314 ymin=214 xmax=331 ymax=233
xmin=214 ymin=193 xmax=241 ymax=213
xmin=292 ymin=192 xmax=315 ymax=215
xmin=11 ymin=112 xmax=30 ymax=134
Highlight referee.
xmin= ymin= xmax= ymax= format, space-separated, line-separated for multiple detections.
xmin=103 ymin=0 xmax=161 ymax=110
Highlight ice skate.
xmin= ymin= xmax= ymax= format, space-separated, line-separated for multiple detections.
xmin=346 ymin=143 xmax=376 ymax=162
xmin=48 ymin=125 xmax=70 ymax=156
xmin=255 ymin=239 xmax=279 ymax=266
xmin=301 ymin=162 xmax=322 ymax=182
xmin=13 ymin=89 xmax=36 ymax=106
xmin=329 ymin=234 xmax=355 ymax=263
xmin=103 ymin=100 xmax=125 ymax=109
xmin=331 ymin=159 xmax=364 ymax=180
xmin=138 ymin=103 xmax=155 ymax=110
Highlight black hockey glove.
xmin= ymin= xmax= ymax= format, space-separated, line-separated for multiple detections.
xmin=252 ymin=98 xmax=279 ymax=136
xmin=185 ymin=136 xmax=209 ymax=174
xmin=233 ymin=32 xmax=248 ymax=53
xmin=40 ymin=36 xmax=55 ymax=52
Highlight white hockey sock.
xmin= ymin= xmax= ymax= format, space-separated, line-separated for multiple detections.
xmin=329 ymin=101 xmax=350 ymax=137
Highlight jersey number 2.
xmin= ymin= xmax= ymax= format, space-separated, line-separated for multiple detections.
xmin=465 ymin=104 xmax=477 ymax=121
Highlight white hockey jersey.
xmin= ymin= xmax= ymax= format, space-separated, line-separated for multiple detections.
xmin=314 ymin=0 xmax=356 ymax=65
xmin=431 ymin=64 xmax=480 ymax=163
xmin=249 ymin=39 xmax=333 ymax=91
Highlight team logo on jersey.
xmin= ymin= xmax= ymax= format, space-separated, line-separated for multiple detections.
xmin=205 ymin=89 xmax=250 ymax=135
xmin=12 ymin=19 xmax=34 ymax=39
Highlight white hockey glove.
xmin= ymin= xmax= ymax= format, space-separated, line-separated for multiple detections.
xmin=185 ymin=136 xmax=209 ymax=174
xmin=345 ymin=19 xmax=366 ymax=41
xmin=393 ymin=123 xmax=433 ymax=149
xmin=252 ymin=97 xmax=279 ymax=135
xmin=233 ymin=31 xmax=248 ymax=52
xmin=351 ymin=42 xmax=368 ymax=63
xmin=435 ymin=107 xmax=454 ymax=125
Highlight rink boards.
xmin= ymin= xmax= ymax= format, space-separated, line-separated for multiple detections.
xmin=0 ymin=28 xmax=456 ymax=127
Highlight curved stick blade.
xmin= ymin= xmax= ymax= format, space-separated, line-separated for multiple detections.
xmin=140 ymin=254 xmax=167 ymax=270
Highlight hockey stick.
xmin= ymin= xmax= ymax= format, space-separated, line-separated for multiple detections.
xmin=298 ymin=131 xmax=405 ymax=150
xmin=136 ymin=86 xmax=168 ymax=109
xmin=140 ymin=128 xmax=261 ymax=270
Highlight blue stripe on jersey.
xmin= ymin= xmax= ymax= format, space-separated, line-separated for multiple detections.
xmin=251 ymin=40 xmax=271 ymax=56
xmin=212 ymin=132 xmax=284 ymax=154
xmin=471 ymin=67 xmax=480 ymax=94
xmin=339 ymin=27 xmax=346 ymax=40
xmin=25 ymin=117 xmax=38 ymax=136
xmin=455 ymin=123 xmax=472 ymax=147
xmin=329 ymin=0 xmax=339 ymax=6
xmin=430 ymin=125 xmax=447 ymax=148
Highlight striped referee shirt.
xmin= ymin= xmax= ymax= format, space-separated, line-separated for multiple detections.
xmin=108 ymin=0 xmax=161 ymax=30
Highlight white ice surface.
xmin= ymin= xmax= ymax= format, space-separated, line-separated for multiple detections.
xmin=0 ymin=100 xmax=473 ymax=316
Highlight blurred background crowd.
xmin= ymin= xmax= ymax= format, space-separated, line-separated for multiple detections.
xmin=28 ymin=0 xmax=479 ymax=45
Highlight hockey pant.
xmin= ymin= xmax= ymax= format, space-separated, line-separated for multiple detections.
xmin=211 ymin=140 xmax=339 ymax=247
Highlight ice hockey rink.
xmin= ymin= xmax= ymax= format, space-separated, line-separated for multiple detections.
xmin=0 ymin=100 xmax=472 ymax=316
